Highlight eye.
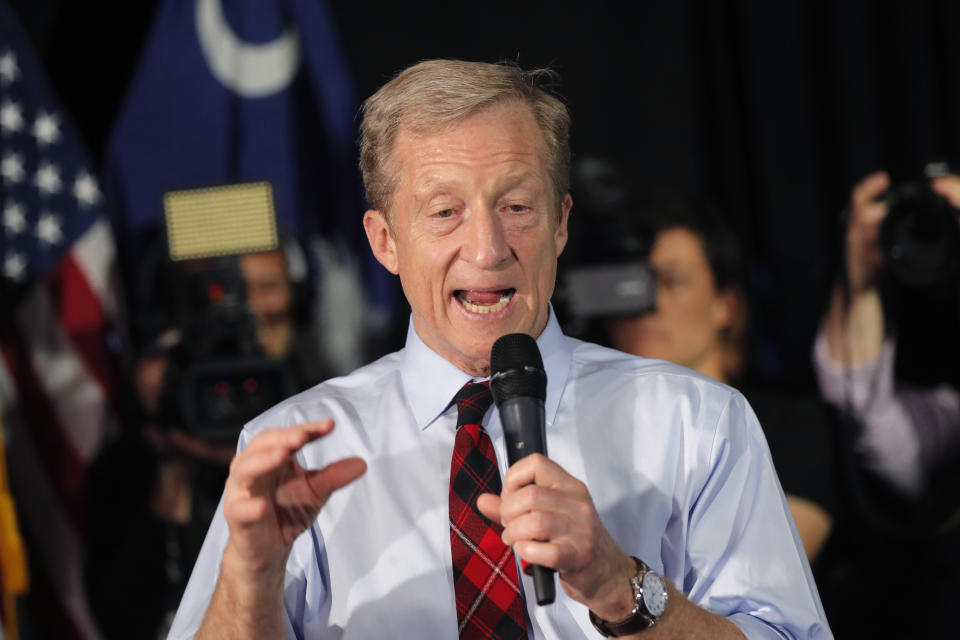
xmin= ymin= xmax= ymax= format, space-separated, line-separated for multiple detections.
xmin=659 ymin=272 xmax=686 ymax=290
xmin=435 ymin=208 xmax=457 ymax=218
xmin=505 ymin=203 xmax=531 ymax=213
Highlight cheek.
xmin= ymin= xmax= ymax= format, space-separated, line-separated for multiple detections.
xmin=401 ymin=262 xmax=446 ymax=316
xmin=663 ymin=289 xmax=708 ymax=324
xmin=255 ymin=289 xmax=291 ymax=315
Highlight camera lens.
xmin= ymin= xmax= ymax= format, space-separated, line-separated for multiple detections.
xmin=879 ymin=183 xmax=960 ymax=288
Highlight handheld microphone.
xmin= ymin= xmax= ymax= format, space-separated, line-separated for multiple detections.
xmin=489 ymin=333 xmax=555 ymax=606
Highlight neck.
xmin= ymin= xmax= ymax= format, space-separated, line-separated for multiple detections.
xmin=691 ymin=349 xmax=728 ymax=385
xmin=258 ymin=321 xmax=293 ymax=359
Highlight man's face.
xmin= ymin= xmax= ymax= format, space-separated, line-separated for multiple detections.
xmin=240 ymin=251 xmax=292 ymax=328
xmin=363 ymin=101 xmax=571 ymax=376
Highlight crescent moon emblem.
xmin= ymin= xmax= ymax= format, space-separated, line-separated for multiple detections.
xmin=195 ymin=0 xmax=301 ymax=98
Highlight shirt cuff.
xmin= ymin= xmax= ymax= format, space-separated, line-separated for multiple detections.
xmin=728 ymin=612 xmax=817 ymax=639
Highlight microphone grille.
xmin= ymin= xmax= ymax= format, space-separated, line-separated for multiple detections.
xmin=490 ymin=333 xmax=546 ymax=402
xmin=491 ymin=333 xmax=544 ymax=373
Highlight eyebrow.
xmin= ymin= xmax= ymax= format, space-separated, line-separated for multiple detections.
xmin=414 ymin=170 xmax=545 ymax=198
xmin=493 ymin=171 xmax=544 ymax=193
xmin=650 ymin=259 xmax=688 ymax=271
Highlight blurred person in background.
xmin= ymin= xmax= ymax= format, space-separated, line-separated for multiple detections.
xmin=812 ymin=169 xmax=960 ymax=638
xmin=816 ymin=169 xmax=960 ymax=497
xmin=84 ymin=232 xmax=331 ymax=640
xmin=560 ymin=161 xmax=837 ymax=565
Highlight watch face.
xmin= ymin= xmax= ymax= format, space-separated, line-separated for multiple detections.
xmin=641 ymin=572 xmax=668 ymax=617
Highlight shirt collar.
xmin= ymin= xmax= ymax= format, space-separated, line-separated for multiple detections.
xmin=400 ymin=305 xmax=573 ymax=431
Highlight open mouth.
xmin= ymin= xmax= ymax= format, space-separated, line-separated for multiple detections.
xmin=455 ymin=288 xmax=515 ymax=314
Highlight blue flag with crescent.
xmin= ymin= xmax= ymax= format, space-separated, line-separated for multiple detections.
xmin=106 ymin=0 xmax=394 ymax=369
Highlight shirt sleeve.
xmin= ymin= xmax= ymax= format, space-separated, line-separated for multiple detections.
xmin=164 ymin=428 xmax=321 ymax=640
xmin=685 ymin=391 xmax=832 ymax=640
xmin=164 ymin=495 xmax=231 ymax=640
xmin=812 ymin=331 xmax=960 ymax=496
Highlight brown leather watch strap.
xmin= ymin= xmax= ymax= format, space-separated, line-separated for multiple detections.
xmin=587 ymin=557 xmax=657 ymax=637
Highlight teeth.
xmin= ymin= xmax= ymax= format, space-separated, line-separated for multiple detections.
xmin=458 ymin=292 xmax=512 ymax=314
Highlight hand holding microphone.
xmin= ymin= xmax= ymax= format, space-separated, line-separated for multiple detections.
xmin=489 ymin=333 xmax=555 ymax=606
xmin=482 ymin=334 xmax=652 ymax=621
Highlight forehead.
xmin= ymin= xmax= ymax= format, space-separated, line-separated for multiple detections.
xmin=240 ymin=251 xmax=287 ymax=277
xmin=391 ymin=102 xmax=550 ymax=193
xmin=652 ymin=227 xmax=709 ymax=265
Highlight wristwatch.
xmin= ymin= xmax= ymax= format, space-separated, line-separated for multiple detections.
xmin=589 ymin=557 xmax=668 ymax=637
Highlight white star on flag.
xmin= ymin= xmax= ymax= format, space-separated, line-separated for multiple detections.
xmin=32 ymin=110 xmax=60 ymax=147
xmin=1 ymin=151 xmax=24 ymax=184
xmin=0 ymin=49 xmax=18 ymax=85
xmin=3 ymin=200 xmax=26 ymax=233
xmin=73 ymin=171 xmax=101 ymax=207
xmin=34 ymin=161 xmax=61 ymax=196
xmin=2 ymin=251 xmax=26 ymax=280
xmin=0 ymin=7 xmax=124 ymax=640
xmin=0 ymin=98 xmax=23 ymax=134
xmin=35 ymin=211 xmax=62 ymax=246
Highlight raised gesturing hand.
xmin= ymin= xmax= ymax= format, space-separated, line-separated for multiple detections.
xmin=222 ymin=420 xmax=367 ymax=576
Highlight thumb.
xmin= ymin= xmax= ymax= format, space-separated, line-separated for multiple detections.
xmin=304 ymin=457 xmax=367 ymax=503
xmin=476 ymin=493 xmax=503 ymax=525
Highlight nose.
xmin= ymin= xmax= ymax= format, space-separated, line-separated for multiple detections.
xmin=462 ymin=207 xmax=512 ymax=269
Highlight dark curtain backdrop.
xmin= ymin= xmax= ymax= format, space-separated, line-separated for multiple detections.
xmin=10 ymin=0 xmax=960 ymax=388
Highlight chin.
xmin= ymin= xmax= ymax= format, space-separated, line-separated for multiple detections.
xmin=632 ymin=343 xmax=667 ymax=361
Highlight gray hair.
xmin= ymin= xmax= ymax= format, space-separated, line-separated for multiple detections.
xmin=359 ymin=59 xmax=571 ymax=215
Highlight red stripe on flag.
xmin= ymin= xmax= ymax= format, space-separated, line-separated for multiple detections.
xmin=0 ymin=332 xmax=86 ymax=529
xmin=45 ymin=255 xmax=117 ymax=398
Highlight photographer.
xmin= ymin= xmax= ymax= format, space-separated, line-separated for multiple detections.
xmin=815 ymin=170 xmax=960 ymax=496
xmin=813 ymin=170 xmax=960 ymax=637
xmin=85 ymin=236 xmax=331 ymax=640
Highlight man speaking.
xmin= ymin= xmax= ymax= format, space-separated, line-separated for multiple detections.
xmin=167 ymin=60 xmax=830 ymax=639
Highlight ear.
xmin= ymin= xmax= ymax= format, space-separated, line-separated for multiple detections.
xmin=363 ymin=209 xmax=399 ymax=274
xmin=712 ymin=286 xmax=741 ymax=331
xmin=554 ymin=194 xmax=572 ymax=257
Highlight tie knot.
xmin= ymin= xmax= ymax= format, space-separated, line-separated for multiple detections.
xmin=452 ymin=381 xmax=493 ymax=427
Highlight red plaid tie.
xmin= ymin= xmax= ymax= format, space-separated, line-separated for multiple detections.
xmin=449 ymin=381 xmax=528 ymax=640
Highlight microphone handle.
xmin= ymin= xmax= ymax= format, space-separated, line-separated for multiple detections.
xmin=498 ymin=396 xmax=555 ymax=605
xmin=532 ymin=565 xmax=556 ymax=606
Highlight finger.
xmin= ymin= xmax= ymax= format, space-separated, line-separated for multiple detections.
xmin=476 ymin=492 xmax=502 ymax=524
xmin=303 ymin=457 xmax=367 ymax=503
xmin=229 ymin=422 xmax=336 ymax=485
xmin=501 ymin=509 xmax=561 ymax=547
xmin=851 ymin=171 xmax=890 ymax=208
xmin=932 ymin=175 xmax=960 ymax=209
xmin=512 ymin=539 xmax=567 ymax=572
xmin=268 ymin=458 xmax=367 ymax=537
xmin=242 ymin=421 xmax=335 ymax=455
xmin=501 ymin=454 xmax=582 ymax=496
xmin=226 ymin=494 xmax=273 ymax=526
xmin=853 ymin=200 xmax=888 ymax=229
xmin=499 ymin=483 xmax=588 ymax=524
xmin=228 ymin=446 xmax=293 ymax=489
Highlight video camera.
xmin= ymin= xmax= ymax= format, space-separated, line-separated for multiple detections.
xmin=154 ymin=182 xmax=296 ymax=441
xmin=561 ymin=262 xmax=657 ymax=319
xmin=557 ymin=157 xmax=658 ymax=322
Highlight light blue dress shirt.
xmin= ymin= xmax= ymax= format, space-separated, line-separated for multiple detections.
xmin=168 ymin=312 xmax=832 ymax=639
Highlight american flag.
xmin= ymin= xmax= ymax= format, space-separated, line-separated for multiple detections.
xmin=0 ymin=4 xmax=118 ymax=639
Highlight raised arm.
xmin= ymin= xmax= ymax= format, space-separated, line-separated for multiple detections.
xmin=816 ymin=173 xmax=960 ymax=495
xmin=820 ymin=171 xmax=889 ymax=367
xmin=195 ymin=421 xmax=366 ymax=639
